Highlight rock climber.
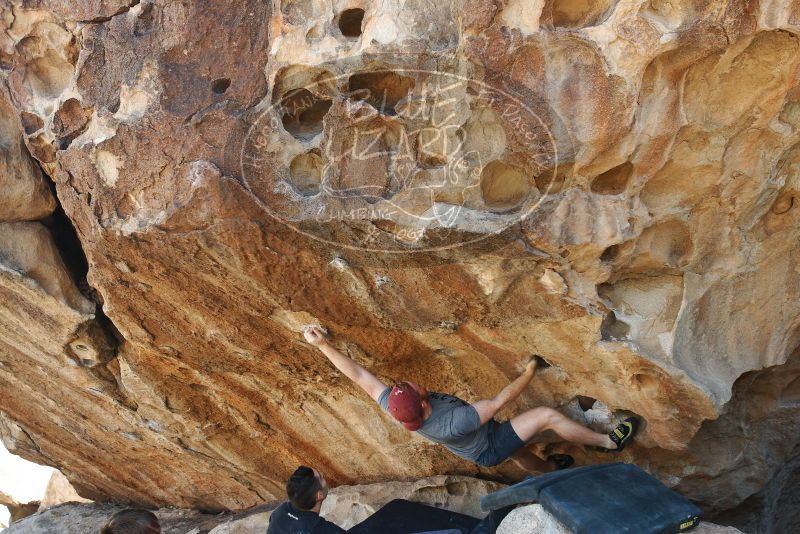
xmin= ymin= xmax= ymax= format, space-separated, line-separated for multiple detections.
xmin=303 ymin=326 xmax=638 ymax=473
xmin=100 ymin=508 xmax=161 ymax=534
xmin=266 ymin=465 xmax=346 ymax=534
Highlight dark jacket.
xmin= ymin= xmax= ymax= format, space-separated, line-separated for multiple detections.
xmin=266 ymin=502 xmax=346 ymax=534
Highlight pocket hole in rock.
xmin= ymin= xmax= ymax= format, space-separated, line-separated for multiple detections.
xmin=590 ymin=161 xmax=633 ymax=195
xmin=211 ymin=78 xmax=231 ymax=94
xmin=600 ymin=244 xmax=620 ymax=263
xmin=643 ymin=220 xmax=692 ymax=267
xmin=306 ymin=23 xmax=325 ymax=40
xmin=347 ymin=70 xmax=415 ymax=115
xmin=533 ymin=355 xmax=553 ymax=369
xmin=548 ymin=0 xmax=618 ymax=29
xmin=600 ymin=311 xmax=629 ymax=341
xmin=271 ymin=66 xmax=337 ymax=104
xmin=280 ymin=88 xmax=332 ymax=141
xmin=576 ymin=395 xmax=597 ymax=411
xmin=337 ymin=8 xmax=365 ymax=37
xmin=445 ymin=481 xmax=468 ymax=496
xmin=289 ymin=151 xmax=323 ymax=195
xmin=771 ymin=193 xmax=795 ymax=215
xmin=632 ymin=373 xmax=661 ymax=398
xmin=480 ymin=160 xmax=532 ymax=210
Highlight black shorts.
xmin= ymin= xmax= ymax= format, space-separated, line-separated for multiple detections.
xmin=474 ymin=420 xmax=525 ymax=467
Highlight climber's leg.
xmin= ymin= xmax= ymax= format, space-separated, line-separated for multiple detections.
xmin=509 ymin=447 xmax=554 ymax=473
xmin=510 ymin=407 xmax=617 ymax=449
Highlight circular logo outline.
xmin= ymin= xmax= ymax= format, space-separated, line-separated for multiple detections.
xmin=240 ymin=66 xmax=559 ymax=254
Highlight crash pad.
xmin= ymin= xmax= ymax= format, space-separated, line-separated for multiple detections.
xmin=346 ymin=499 xmax=480 ymax=534
xmin=481 ymin=463 xmax=702 ymax=534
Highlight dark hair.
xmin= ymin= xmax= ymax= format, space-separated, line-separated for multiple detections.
xmin=100 ymin=508 xmax=160 ymax=534
xmin=286 ymin=466 xmax=321 ymax=510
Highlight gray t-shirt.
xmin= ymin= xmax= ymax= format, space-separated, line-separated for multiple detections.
xmin=378 ymin=387 xmax=489 ymax=462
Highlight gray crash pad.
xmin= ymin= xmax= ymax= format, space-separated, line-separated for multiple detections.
xmin=481 ymin=463 xmax=702 ymax=534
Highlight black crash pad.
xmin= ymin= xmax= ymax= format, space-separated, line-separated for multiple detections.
xmin=481 ymin=463 xmax=702 ymax=534
xmin=346 ymin=499 xmax=480 ymax=534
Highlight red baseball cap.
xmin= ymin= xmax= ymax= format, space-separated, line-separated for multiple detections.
xmin=388 ymin=382 xmax=423 ymax=431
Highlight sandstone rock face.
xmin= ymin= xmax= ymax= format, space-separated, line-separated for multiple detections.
xmin=0 ymin=467 xmax=90 ymax=524
xmin=0 ymin=89 xmax=55 ymax=222
xmin=3 ymin=502 xmax=231 ymax=534
xmin=5 ymin=498 xmax=752 ymax=534
xmin=0 ymin=499 xmax=38 ymax=525
xmin=496 ymin=504 xmax=744 ymax=534
xmin=38 ymin=470 xmax=92 ymax=511
xmin=0 ymin=0 xmax=798 ymax=525
xmin=496 ymin=503 xmax=571 ymax=534
xmin=713 ymin=443 xmax=800 ymax=533
xmin=320 ymin=475 xmax=503 ymax=529
xmin=207 ymin=512 xmax=274 ymax=534
xmin=4 ymin=476 xmax=496 ymax=533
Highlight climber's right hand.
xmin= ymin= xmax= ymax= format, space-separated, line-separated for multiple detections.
xmin=303 ymin=325 xmax=329 ymax=347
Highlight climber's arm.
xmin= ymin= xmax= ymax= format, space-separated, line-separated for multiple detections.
xmin=471 ymin=359 xmax=537 ymax=425
xmin=304 ymin=326 xmax=386 ymax=401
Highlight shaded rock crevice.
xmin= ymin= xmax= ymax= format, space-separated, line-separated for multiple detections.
xmin=77 ymin=0 xmax=141 ymax=25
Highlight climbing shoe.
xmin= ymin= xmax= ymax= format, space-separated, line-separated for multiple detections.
xmin=547 ymin=453 xmax=575 ymax=470
xmin=600 ymin=417 xmax=639 ymax=453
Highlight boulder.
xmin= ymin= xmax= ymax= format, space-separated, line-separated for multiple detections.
xmin=4 ymin=476 xmax=498 ymax=533
xmin=0 ymin=91 xmax=55 ymax=222
xmin=2 ymin=502 xmax=227 ymax=534
xmin=38 ymin=471 xmax=92 ymax=511
xmin=320 ymin=475 xmax=503 ymax=529
xmin=496 ymin=504 xmax=744 ymax=534
xmin=0 ymin=0 xmax=797 ymax=526
xmin=0 ymin=221 xmax=94 ymax=314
